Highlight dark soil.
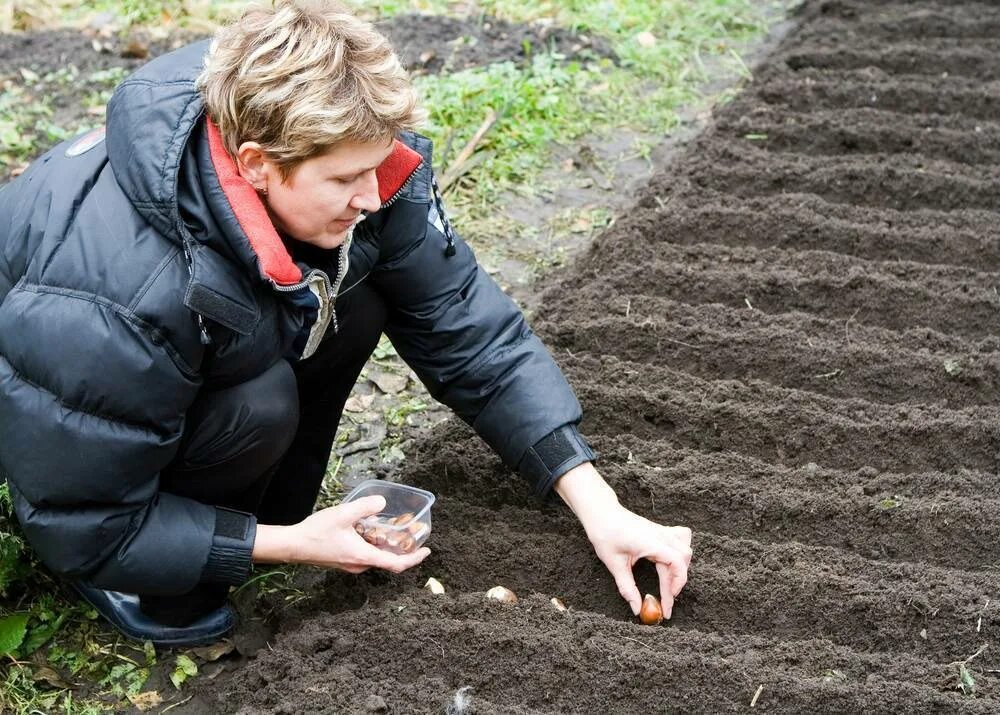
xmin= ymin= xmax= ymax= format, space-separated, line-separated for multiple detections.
xmin=5 ymin=0 xmax=1000 ymax=711
xmin=185 ymin=0 xmax=1000 ymax=712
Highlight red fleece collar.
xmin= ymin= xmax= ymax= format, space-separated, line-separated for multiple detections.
xmin=205 ymin=118 xmax=423 ymax=286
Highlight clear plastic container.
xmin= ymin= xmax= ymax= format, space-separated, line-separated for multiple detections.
xmin=342 ymin=479 xmax=436 ymax=554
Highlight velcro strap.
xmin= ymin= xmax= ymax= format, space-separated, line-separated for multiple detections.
xmin=215 ymin=507 xmax=251 ymax=540
xmin=518 ymin=424 xmax=598 ymax=497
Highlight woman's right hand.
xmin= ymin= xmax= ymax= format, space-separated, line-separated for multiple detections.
xmin=253 ymin=494 xmax=431 ymax=574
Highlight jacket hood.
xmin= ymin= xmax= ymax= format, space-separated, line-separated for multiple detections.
xmin=106 ymin=39 xmax=212 ymax=243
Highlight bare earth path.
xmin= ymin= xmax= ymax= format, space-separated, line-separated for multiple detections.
xmin=183 ymin=0 xmax=1000 ymax=712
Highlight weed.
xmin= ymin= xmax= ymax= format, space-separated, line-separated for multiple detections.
xmin=385 ymin=397 xmax=429 ymax=428
xmin=874 ymin=495 xmax=904 ymax=511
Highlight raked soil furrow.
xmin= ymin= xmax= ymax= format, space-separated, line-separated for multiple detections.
xmin=683 ymin=143 xmax=1000 ymax=213
xmin=796 ymin=9 xmax=1000 ymax=41
xmin=404 ymin=426 xmax=1000 ymax=515
xmin=756 ymin=70 xmax=1000 ymax=121
xmin=715 ymin=106 xmax=1000 ymax=165
xmin=781 ymin=40 xmax=1000 ymax=78
xmin=371 ymin=501 xmax=1000 ymax=666
xmin=538 ymin=307 xmax=1000 ymax=408
xmin=541 ymin=288 xmax=1000 ymax=357
xmin=580 ymin=243 xmax=1000 ymax=339
xmin=612 ymin=190 xmax=1000 ymax=269
xmin=226 ymin=592 xmax=1000 ymax=714
xmin=566 ymin=356 xmax=1000 ymax=475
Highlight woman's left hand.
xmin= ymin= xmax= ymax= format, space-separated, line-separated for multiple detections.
xmin=554 ymin=462 xmax=693 ymax=619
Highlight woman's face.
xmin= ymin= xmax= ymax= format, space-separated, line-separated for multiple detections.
xmin=255 ymin=138 xmax=395 ymax=250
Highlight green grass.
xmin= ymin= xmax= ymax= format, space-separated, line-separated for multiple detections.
xmin=371 ymin=0 xmax=769 ymax=245
xmin=0 ymin=0 xmax=779 ymax=711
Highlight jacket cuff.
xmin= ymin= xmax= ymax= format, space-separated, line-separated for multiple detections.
xmin=518 ymin=424 xmax=598 ymax=498
xmin=202 ymin=507 xmax=256 ymax=585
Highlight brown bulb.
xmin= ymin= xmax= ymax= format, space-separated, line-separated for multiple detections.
xmin=639 ymin=594 xmax=663 ymax=625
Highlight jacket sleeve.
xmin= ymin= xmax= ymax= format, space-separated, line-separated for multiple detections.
xmin=0 ymin=284 xmax=254 ymax=595
xmin=368 ymin=170 xmax=596 ymax=497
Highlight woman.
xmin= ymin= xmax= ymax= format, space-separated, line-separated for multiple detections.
xmin=0 ymin=0 xmax=691 ymax=646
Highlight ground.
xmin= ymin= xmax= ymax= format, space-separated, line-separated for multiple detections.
xmin=4 ymin=0 xmax=999 ymax=712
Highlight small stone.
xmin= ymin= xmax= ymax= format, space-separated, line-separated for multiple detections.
xmin=364 ymin=694 xmax=388 ymax=713
xmin=636 ymin=31 xmax=657 ymax=48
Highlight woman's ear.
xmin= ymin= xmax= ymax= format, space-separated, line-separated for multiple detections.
xmin=235 ymin=141 xmax=270 ymax=192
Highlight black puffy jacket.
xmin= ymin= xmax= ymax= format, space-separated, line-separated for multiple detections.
xmin=0 ymin=40 xmax=593 ymax=595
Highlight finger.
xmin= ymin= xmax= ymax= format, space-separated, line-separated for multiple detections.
xmin=674 ymin=526 xmax=693 ymax=549
xmin=655 ymin=561 xmax=676 ymax=620
xmin=606 ymin=556 xmax=642 ymax=615
xmin=365 ymin=545 xmax=431 ymax=574
xmin=339 ymin=494 xmax=387 ymax=522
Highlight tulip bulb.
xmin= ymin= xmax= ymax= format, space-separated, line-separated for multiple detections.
xmin=424 ymin=577 xmax=445 ymax=595
xmin=639 ymin=594 xmax=663 ymax=625
xmin=485 ymin=586 xmax=518 ymax=604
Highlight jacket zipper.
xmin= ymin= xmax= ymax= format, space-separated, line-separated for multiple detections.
xmin=269 ymin=158 xmax=420 ymax=347
xmin=379 ymin=162 xmax=421 ymax=211
xmin=326 ymin=229 xmax=353 ymax=334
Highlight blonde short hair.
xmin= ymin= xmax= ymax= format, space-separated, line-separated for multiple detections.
xmin=196 ymin=0 xmax=425 ymax=179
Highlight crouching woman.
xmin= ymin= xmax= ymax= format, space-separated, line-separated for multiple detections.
xmin=0 ymin=0 xmax=691 ymax=646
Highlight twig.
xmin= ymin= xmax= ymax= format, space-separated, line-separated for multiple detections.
xmin=660 ymin=336 xmax=702 ymax=350
xmin=750 ymin=684 xmax=764 ymax=708
xmin=617 ymin=635 xmax=655 ymax=651
xmin=948 ymin=644 xmax=989 ymax=668
xmin=161 ymin=696 xmax=193 ymax=714
xmin=439 ymin=109 xmax=499 ymax=193
xmin=844 ymin=307 xmax=860 ymax=345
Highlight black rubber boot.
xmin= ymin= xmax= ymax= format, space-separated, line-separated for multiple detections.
xmin=72 ymin=582 xmax=236 ymax=648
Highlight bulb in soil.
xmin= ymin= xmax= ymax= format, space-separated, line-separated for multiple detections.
xmin=424 ymin=577 xmax=445 ymax=595
xmin=485 ymin=586 xmax=517 ymax=604
xmin=550 ymin=597 xmax=567 ymax=612
xmin=639 ymin=594 xmax=663 ymax=625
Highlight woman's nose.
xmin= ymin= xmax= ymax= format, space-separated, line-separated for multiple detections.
xmin=350 ymin=170 xmax=382 ymax=212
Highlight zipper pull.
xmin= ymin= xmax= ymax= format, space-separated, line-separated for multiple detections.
xmin=197 ymin=314 xmax=213 ymax=345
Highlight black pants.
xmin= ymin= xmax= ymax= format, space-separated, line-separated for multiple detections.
xmin=142 ymin=282 xmax=388 ymax=625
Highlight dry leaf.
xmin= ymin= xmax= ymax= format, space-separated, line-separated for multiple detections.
xmin=120 ymin=39 xmax=149 ymax=59
xmin=369 ymin=369 xmax=408 ymax=395
xmin=127 ymin=691 xmax=163 ymax=711
xmin=191 ymin=639 xmax=235 ymax=662
xmin=344 ymin=393 xmax=376 ymax=412
xmin=31 ymin=664 xmax=73 ymax=689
